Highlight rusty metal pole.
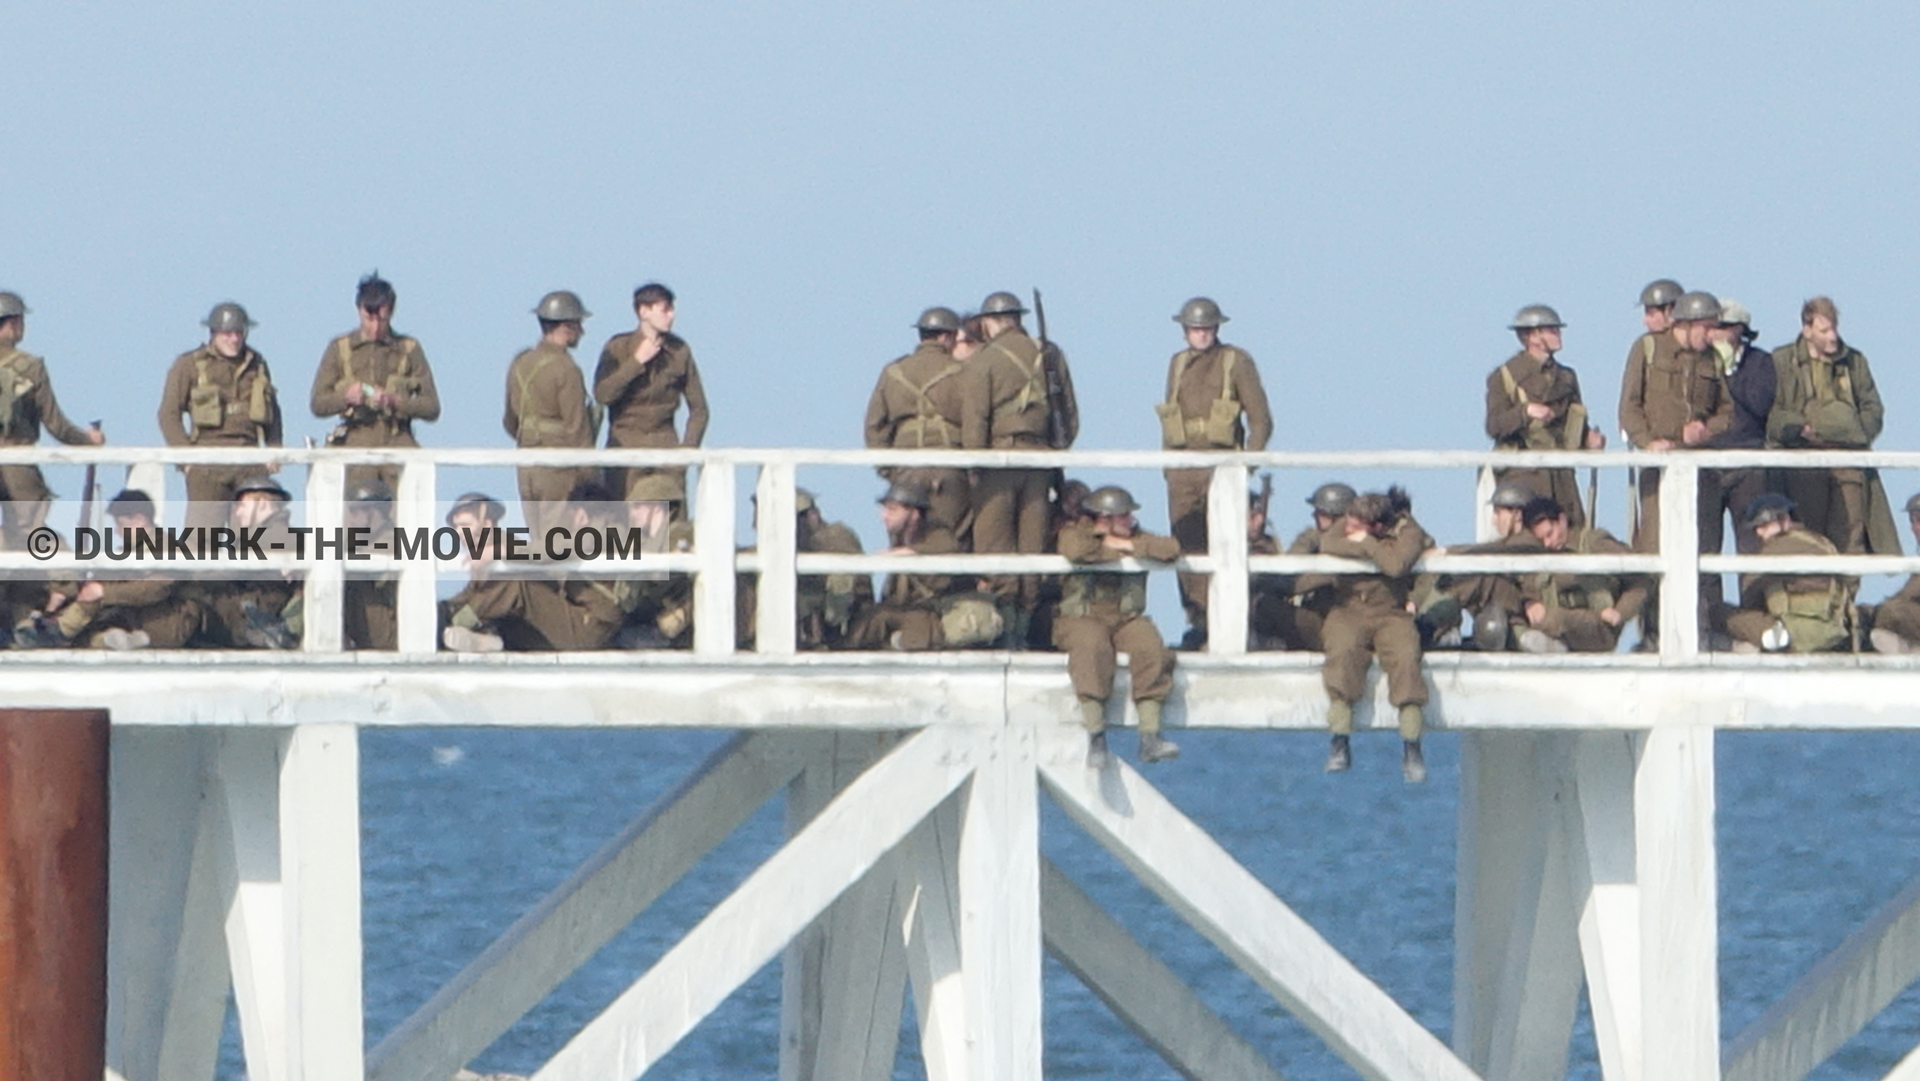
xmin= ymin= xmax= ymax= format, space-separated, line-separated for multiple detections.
xmin=0 ymin=709 xmax=109 ymax=1081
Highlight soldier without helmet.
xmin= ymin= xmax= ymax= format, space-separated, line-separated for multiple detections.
xmin=1512 ymin=496 xmax=1648 ymax=655
xmin=1157 ymin=296 xmax=1273 ymax=649
xmin=310 ymin=273 xmax=441 ymax=491
xmin=1700 ymin=300 xmax=1776 ymax=561
xmin=864 ymin=306 xmax=972 ymax=536
xmin=0 ymin=291 xmax=106 ymax=551
xmin=159 ymin=302 xmax=283 ymax=530
xmin=506 ymin=291 xmax=595 ymax=536
xmin=1486 ymin=304 xmax=1601 ymax=530
xmin=1768 ymin=296 xmax=1900 ymax=556
xmin=594 ymin=282 xmax=709 ymax=510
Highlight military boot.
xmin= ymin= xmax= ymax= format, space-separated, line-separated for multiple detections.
xmin=1135 ymin=700 xmax=1179 ymax=764
xmin=1324 ymin=734 xmax=1351 ymax=773
xmin=1081 ymin=699 xmax=1110 ymax=769
xmin=1402 ymin=739 xmax=1427 ymax=784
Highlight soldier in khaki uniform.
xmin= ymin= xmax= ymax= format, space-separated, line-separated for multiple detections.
xmin=1054 ymin=486 xmax=1182 ymax=768
xmin=593 ymin=282 xmax=709 ymax=506
xmin=12 ymin=490 xmax=205 ymax=650
xmin=0 ymin=291 xmax=106 ymax=548
xmin=158 ymin=302 xmax=283 ymax=530
xmin=341 ymin=479 xmax=398 ymax=651
xmin=1315 ymin=488 xmax=1434 ymax=783
xmin=797 ymin=490 xmax=871 ymax=650
xmin=1512 ymin=497 xmax=1649 ymax=654
xmin=1250 ymin=482 xmax=1353 ymax=652
xmin=506 ymin=291 xmax=595 ymax=536
xmin=1767 ymin=296 xmax=1900 ymax=555
xmin=1711 ymin=494 xmax=1851 ymax=653
xmin=849 ymin=480 xmax=994 ymax=650
xmin=961 ymin=291 xmax=1077 ymax=633
xmin=1428 ymin=481 xmax=1542 ymax=653
xmin=620 ymin=474 xmax=696 ymax=649
xmin=1486 ymin=305 xmax=1603 ymax=529
xmin=197 ymin=475 xmax=301 ymax=649
xmin=310 ymin=274 xmax=441 ymax=490
xmin=1157 ymin=297 xmax=1272 ymax=648
xmin=1866 ymin=493 xmax=1920 ymax=654
xmin=442 ymin=484 xmax=630 ymax=652
xmin=1619 ymin=289 xmax=1732 ymax=552
xmin=864 ymin=307 xmax=971 ymax=534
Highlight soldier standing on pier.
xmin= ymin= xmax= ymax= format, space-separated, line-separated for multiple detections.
xmin=1865 ymin=493 xmax=1920 ymax=654
xmin=1156 ymin=297 xmax=1272 ymax=649
xmin=310 ymin=273 xmax=440 ymax=491
xmin=864 ymin=307 xmax=971 ymax=536
xmin=961 ymin=290 xmax=1077 ymax=644
xmin=1619 ymin=289 xmax=1733 ymax=550
xmin=1700 ymin=301 xmax=1776 ymax=562
xmin=1316 ymin=487 xmax=1434 ymax=783
xmin=1767 ymin=296 xmax=1900 ymax=556
xmin=594 ymin=283 xmax=709 ymax=508
xmin=0 ymin=291 xmax=106 ymax=549
xmin=158 ymin=302 xmax=283 ymax=530
xmin=1054 ymin=485 xmax=1182 ymax=769
xmin=1485 ymin=304 xmax=1601 ymax=529
xmin=506 ymin=291 xmax=595 ymax=536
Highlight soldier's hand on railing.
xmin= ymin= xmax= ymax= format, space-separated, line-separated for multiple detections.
xmin=1585 ymin=429 xmax=1606 ymax=450
xmin=1682 ymin=420 xmax=1710 ymax=446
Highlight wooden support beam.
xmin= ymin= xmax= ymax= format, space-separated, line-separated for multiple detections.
xmin=531 ymin=726 xmax=975 ymax=1081
xmin=106 ymin=728 xmax=229 ymax=1081
xmin=1567 ymin=732 xmax=1642 ymax=1081
xmin=1041 ymin=858 xmax=1289 ymax=1081
xmin=693 ymin=462 xmax=738 ymax=655
xmin=278 ymin=724 xmax=363 ymax=1081
xmin=960 ymin=722 xmax=1043 ymax=1081
xmin=1452 ymin=732 xmax=1582 ymax=1081
xmin=1883 ymin=1043 xmax=1920 ymax=1081
xmin=1041 ymin=757 xmax=1479 ymax=1081
xmin=1635 ymin=726 xmax=1719 ymax=1081
xmin=1724 ymin=872 xmax=1920 ymax=1081
xmin=1657 ymin=463 xmax=1700 ymax=660
xmin=781 ymin=734 xmax=908 ymax=1081
xmin=897 ymin=796 xmax=968 ymax=1081
xmin=216 ymin=729 xmax=290 ymax=1081
xmin=371 ymin=732 xmax=805 ymax=1081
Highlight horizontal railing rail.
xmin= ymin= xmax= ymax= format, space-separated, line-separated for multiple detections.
xmin=0 ymin=446 xmax=1910 ymax=661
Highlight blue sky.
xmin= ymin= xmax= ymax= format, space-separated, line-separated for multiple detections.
xmin=8 ymin=0 xmax=1920 ymax=549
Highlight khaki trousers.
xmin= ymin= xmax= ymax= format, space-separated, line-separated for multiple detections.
xmin=518 ymin=466 xmax=585 ymax=537
xmin=183 ymin=463 xmax=266 ymax=530
xmin=973 ymin=467 xmax=1051 ymax=604
xmin=1782 ymin=468 xmax=1870 ymax=554
xmin=1052 ymin=607 xmax=1174 ymax=728
xmin=0 ymin=463 xmax=52 ymax=550
xmin=1165 ymin=467 xmax=1211 ymax=629
xmin=1321 ymin=604 xmax=1428 ymax=709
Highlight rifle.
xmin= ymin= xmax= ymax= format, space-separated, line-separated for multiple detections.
xmin=1031 ymin=289 xmax=1078 ymax=449
xmin=1585 ymin=465 xmax=1599 ymax=530
xmin=77 ymin=421 xmax=102 ymax=531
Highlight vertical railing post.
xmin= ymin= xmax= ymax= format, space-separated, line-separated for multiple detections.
xmin=1657 ymin=460 xmax=1700 ymax=659
xmin=395 ymin=454 xmax=438 ymax=655
xmin=756 ymin=459 xmax=798 ymax=655
xmin=1204 ymin=462 xmax=1249 ymax=656
xmin=693 ymin=460 xmax=738 ymax=656
xmin=302 ymin=458 xmax=346 ymax=653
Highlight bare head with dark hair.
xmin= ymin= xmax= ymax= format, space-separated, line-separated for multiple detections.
xmin=1349 ymin=486 xmax=1412 ymax=534
xmin=1800 ymin=295 xmax=1842 ymax=358
xmin=356 ymin=272 xmax=396 ymax=313
xmin=632 ymin=282 xmax=676 ymax=310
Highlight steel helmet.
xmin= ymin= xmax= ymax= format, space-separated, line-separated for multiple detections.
xmin=1307 ymin=482 xmax=1357 ymax=516
xmin=913 ymin=306 xmax=961 ymax=332
xmin=625 ymin=472 xmax=685 ymax=503
xmin=1085 ymin=486 xmax=1140 ymax=516
xmin=1743 ymin=492 xmax=1796 ymax=528
xmin=106 ymin=488 xmax=156 ymax=520
xmin=1673 ymin=291 xmax=1722 ymax=323
xmin=533 ymin=290 xmax=591 ymax=322
xmin=0 ymin=291 xmax=28 ymax=319
xmin=1490 ymin=481 xmax=1535 ymax=509
xmin=1905 ymin=490 xmax=1920 ymax=517
xmin=795 ymin=488 xmax=818 ymax=514
xmin=234 ymin=474 xmax=289 ymax=500
xmin=878 ymin=479 xmax=932 ymax=510
xmin=202 ymin=302 xmax=256 ymax=332
xmin=979 ymin=291 xmax=1028 ymax=317
xmin=1173 ymin=297 xmax=1229 ymax=327
xmin=1508 ymin=304 xmax=1565 ymax=330
xmin=1639 ymin=279 xmax=1685 ymax=308
xmin=346 ymin=479 xmax=394 ymax=504
xmin=447 ymin=491 xmax=505 ymax=525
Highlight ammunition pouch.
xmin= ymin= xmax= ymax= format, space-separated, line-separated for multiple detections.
xmin=247 ymin=377 xmax=273 ymax=426
xmin=188 ymin=383 xmax=225 ymax=430
xmin=1159 ymin=349 xmax=1241 ymax=449
xmin=1155 ymin=401 xmax=1188 ymax=448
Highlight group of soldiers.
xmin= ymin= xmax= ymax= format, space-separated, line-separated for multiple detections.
xmin=3 ymin=275 xmax=1919 ymax=781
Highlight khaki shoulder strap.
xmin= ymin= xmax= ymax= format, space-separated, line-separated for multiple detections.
xmin=1642 ymin=335 xmax=1656 ymax=366
xmin=1498 ymin=361 xmax=1529 ymax=405
xmin=335 ymin=336 xmax=355 ymax=385
xmin=393 ymin=336 xmax=416 ymax=377
xmin=1164 ymin=350 xmax=1192 ymax=407
xmin=988 ymin=339 xmax=1045 ymax=415
xmin=514 ymin=349 xmax=560 ymax=400
xmin=887 ymin=358 xmax=962 ymax=414
xmin=1217 ymin=351 xmax=1238 ymax=402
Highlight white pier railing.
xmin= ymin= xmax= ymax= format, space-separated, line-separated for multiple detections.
xmin=5 ymin=445 xmax=1919 ymax=1081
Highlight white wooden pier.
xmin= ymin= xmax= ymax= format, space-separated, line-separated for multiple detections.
xmin=6 ymin=444 xmax=1920 ymax=1081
